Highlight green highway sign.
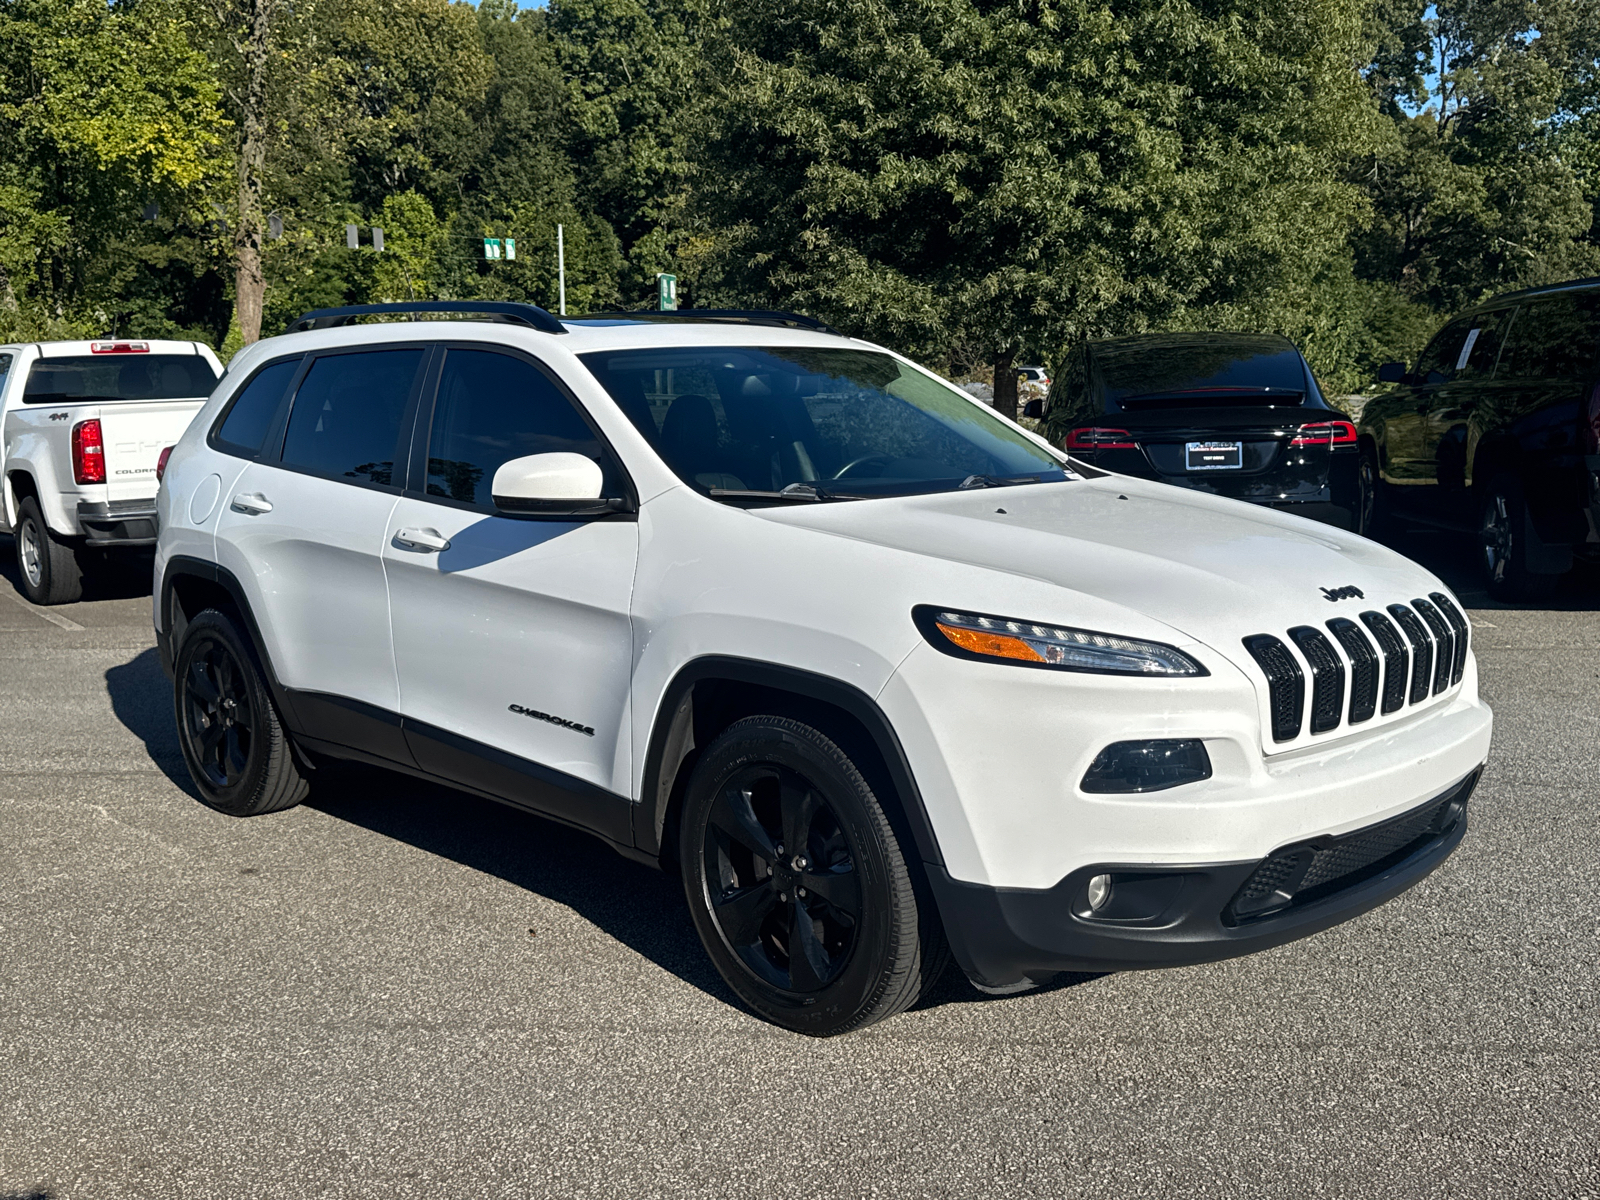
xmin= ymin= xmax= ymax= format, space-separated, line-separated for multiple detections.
xmin=657 ymin=273 xmax=677 ymax=311
xmin=483 ymin=238 xmax=501 ymax=260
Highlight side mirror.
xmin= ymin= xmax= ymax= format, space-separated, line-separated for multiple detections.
xmin=1377 ymin=362 xmax=1407 ymax=384
xmin=491 ymin=452 xmax=628 ymax=516
xmin=1022 ymin=399 xmax=1043 ymax=419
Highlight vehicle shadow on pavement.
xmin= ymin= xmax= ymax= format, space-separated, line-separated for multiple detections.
xmin=1379 ymin=525 xmax=1600 ymax=610
xmin=104 ymin=649 xmax=195 ymax=791
xmin=0 ymin=534 xmax=156 ymax=603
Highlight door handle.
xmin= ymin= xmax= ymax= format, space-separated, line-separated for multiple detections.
xmin=393 ymin=526 xmax=450 ymax=553
xmin=230 ymin=492 xmax=273 ymax=515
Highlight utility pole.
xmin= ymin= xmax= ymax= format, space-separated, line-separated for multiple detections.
xmin=557 ymin=224 xmax=567 ymax=316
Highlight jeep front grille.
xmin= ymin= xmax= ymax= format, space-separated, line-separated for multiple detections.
xmin=1244 ymin=596 xmax=1469 ymax=745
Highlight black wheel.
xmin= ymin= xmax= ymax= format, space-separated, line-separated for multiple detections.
xmin=1356 ymin=445 xmax=1390 ymax=540
xmin=14 ymin=495 xmax=84 ymax=605
xmin=680 ymin=716 xmax=943 ymax=1036
xmin=1481 ymin=475 xmax=1561 ymax=602
xmin=173 ymin=608 xmax=308 ymax=816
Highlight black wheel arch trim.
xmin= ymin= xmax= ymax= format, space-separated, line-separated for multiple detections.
xmin=634 ymin=656 xmax=946 ymax=871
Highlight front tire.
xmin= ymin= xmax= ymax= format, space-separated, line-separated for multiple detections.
xmin=14 ymin=495 xmax=84 ymax=605
xmin=680 ymin=716 xmax=941 ymax=1035
xmin=1356 ymin=445 xmax=1390 ymax=540
xmin=1481 ymin=475 xmax=1561 ymax=602
xmin=173 ymin=608 xmax=308 ymax=816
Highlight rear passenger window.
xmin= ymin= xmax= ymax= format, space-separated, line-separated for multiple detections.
xmin=214 ymin=357 xmax=301 ymax=456
xmin=1495 ymin=296 xmax=1600 ymax=382
xmin=1414 ymin=318 xmax=1474 ymax=384
xmin=422 ymin=348 xmax=617 ymax=509
xmin=280 ymin=348 xmax=424 ymax=487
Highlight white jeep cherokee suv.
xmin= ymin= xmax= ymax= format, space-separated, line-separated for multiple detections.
xmin=153 ymin=302 xmax=1492 ymax=1035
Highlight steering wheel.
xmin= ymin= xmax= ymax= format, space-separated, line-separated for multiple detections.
xmin=831 ymin=453 xmax=894 ymax=481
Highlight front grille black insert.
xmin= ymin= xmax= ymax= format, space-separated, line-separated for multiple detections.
xmin=1430 ymin=592 xmax=1470 ymax=685
xmin=1388 ymin=604 xmax=1434 ymax=705
xmin=1288 ymin=626 xmax=1345 ymax=734
xmin=1243 ymin=634 xmax=1304 ymax=742
xmin=1360 ymin=610 xmax=1409 ymax=714
xmin=1412 ymin=598 xmax=1454 ymax=695
xmin=1326 ymin=617 xmax=1379 ymax=724
xmin=1225 ymin=769 xmax=1478 ymax=923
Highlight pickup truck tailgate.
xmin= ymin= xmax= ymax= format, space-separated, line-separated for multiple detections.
xmin=102 ymin=400 xmax=206 ymax=503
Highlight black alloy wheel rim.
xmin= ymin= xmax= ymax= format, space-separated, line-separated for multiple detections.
xmin=702 ymin=764 xmax=862 ymax=993
xmin=1357 ymin=457 xmax=1377 ymax=534
xmin=1483 ymin=493 xmax=1512 ymax=584
xmin=182 ymin=636 xmax=256 ymax=789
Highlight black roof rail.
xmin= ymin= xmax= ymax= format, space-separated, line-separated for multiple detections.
xmin=1485 ymin=275 xmax=1600 ymax=304
xmin=285 ymin=301 xmax=565 ymax=335
xmin=571 ymin=308 xmax=840 ymax=335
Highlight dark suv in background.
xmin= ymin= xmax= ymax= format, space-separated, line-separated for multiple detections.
xmin=1359 ymin=277 xmax=1600 ymax=600
xmin=1035 ymin=333 xmax=1359 ymax=529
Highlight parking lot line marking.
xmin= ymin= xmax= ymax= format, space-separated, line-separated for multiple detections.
xmin=5 ymin=589 xmax=85 ymax=631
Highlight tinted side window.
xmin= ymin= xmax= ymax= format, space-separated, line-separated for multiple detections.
xmin=423 ymin=348 xmax=616 ymax=508
xmin=1451 ymin=309 xmax=1515 ymax=382
xmin=1414 ymin=318 xmax=1474 ymax=384
xmin=280 ymin=348 xmax=424 ymax=486
xmin=1495 ymin=296 xmax=1600 ymax=382
xmin=214 ymin=357 xmax=301 ymax=456
xmin=0 ymin=353 xmax=11 ymax=381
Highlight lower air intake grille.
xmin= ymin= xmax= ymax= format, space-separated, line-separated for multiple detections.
xmin=1388 ymin=604 xmax=1434 ymax=705
xmin=1430 ymin=592 xmax=1470 ymax=685
xmin=1361 ymin=610 xmax=1409 ymax=714
xmin=1225 ymin=770 xmax=1478 ymax=923
xmin=1327 ymin=617 xmax=1378 ymax=724
xmin=1243 ymin=634 xmax=1304 ymax=742
xmin=1412 ymin=598 xmax=1454 ymax=695
xmin=1288 ymin=626 xmax=1345 ymax=734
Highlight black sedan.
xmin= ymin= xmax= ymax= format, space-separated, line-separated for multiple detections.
xmin=1033 ymin=332 xmax=1361 ymax=529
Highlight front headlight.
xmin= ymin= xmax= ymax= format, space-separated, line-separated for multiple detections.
xmin=914 ymin=607 xmax=1206 ymax=677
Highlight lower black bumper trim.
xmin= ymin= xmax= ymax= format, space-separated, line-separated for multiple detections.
xmin=928 ymin=769 xmax=1479 ymax=991
xmin=77 ymin=500 xmax=157 ymax=545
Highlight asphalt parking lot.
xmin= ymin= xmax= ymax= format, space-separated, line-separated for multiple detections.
xmin=1 ymin=530 xmax=1597 ymax=1200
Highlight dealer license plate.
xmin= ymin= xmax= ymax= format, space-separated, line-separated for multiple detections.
xmin=1186 ymin=440 xmax=1243 ymax=471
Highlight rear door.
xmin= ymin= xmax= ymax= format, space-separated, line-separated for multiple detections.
xmin=212 ymin=345 xmax=429 ymax=750
xmin=383 ymin=344 xmax=639 ymax=808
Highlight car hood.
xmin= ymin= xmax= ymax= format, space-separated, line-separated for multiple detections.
xmin=755 ymin=475 xmax=1453 ymax=661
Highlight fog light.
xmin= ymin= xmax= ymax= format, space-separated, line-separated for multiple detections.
xmin=1086 ymin=874 xmax=1113 ymax=912
xmin=1081 ymin=739 xmax=1212 ymax=794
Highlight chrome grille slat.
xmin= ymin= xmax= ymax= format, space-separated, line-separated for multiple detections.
xmin=1326 ymin=617 xmax=1379 ymax=724
xmin=1359 ymin=610 xmax=1409 ymax=715
xmin=1387 ymin=604 xmax=1434 ymax=705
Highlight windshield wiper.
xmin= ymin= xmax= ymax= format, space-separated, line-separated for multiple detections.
xmin=956 ymin=473 xmax=1051 ymax=489
xmin=707 ymin=482 xmax=865 ymax=503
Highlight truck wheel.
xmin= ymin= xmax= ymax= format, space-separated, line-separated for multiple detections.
xmin=679 ymin=716 xmax=943 ymax=1036
xmin=13 ymin=495 xmax=84 ymax=606
xmin=1356 ymin=446 xmax=1391 ymax=540
xmin=1481 ymin=475 xmax=1561 ymax=602
xmin=173 ymin=608 xmax=308 ymax=817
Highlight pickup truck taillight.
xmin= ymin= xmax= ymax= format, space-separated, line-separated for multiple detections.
xmin=156 ymin=445 xmax=174 ymax=483
xmin=71 ymin=419 xmax=106 ymax=484
xmin=1065 ymin=427 xmax=1138 ymax=451
xmin=1289 ymin=420 xmax=1358 ymax=447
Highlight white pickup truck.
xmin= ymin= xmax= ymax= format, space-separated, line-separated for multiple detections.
xmin=1 ymin=339 xmax=222 ymax=604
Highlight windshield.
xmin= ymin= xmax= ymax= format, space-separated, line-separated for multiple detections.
xmin=580 ymin=346 xmax=1067 ymax=499
xmin=24 ymin=355 xmax=219 ymax=405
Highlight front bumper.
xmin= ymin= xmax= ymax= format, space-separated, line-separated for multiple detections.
xmin=930 ymin=767 xmax=1478 ymax=991
xmin=77 ymin=499 xmax=158 ymax=546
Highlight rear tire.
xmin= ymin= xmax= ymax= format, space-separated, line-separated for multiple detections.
xmin=173 ymin=608 xmax=308 ymax=816
xmin=1356 ymin=446 xmax=1391 ymax=540
xmin=1481 ymin=475 xmax=1561 ymax=602
xmin=679 ymin=716 xmax=943 ymax=1036
xmin=14 ymin=496 xmax=84 ymax=606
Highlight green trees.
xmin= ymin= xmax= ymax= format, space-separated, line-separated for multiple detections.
xmin=0 ymin=0 xmax=1595 ymax=386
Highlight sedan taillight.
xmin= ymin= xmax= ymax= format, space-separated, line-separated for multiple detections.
xmin=156 ymin=445 xmax=174 ymax=483
xmin=1289 ymin=420 xmax=1357 ymax=447
xmin=71 ymin=419 xmax=106 ymax=484
xmin=1065 ymin=427 xmax=1138 ymax=451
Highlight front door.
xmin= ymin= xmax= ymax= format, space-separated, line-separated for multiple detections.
xmin=383 ymin=345 xmax=639 ymax=821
